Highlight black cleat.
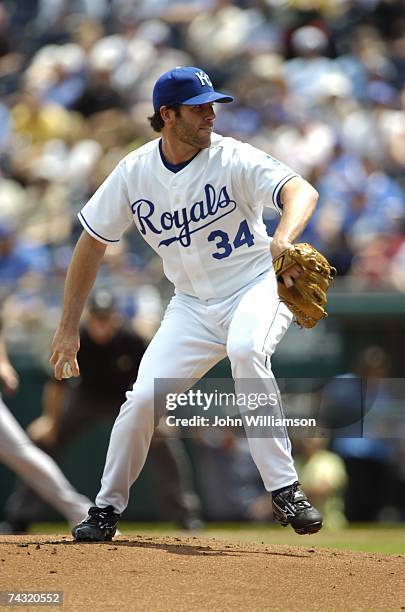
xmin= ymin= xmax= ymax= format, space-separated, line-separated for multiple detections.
xmin=272 ymin=481 xmax=323 ymax=535
xmin=72 ymin=506 xmax=120 ymax=542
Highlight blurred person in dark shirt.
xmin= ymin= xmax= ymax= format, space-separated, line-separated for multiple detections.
xmin=71 ymin=67 xmax=126 ymax=118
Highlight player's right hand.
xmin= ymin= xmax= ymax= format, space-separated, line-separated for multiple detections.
xmin=49 ymin=328 xmax=80 ymax=380
xmin=280 ymin=264 xmax=302 ymax=289
xmin=271 ymin=239 xmax=302 ymax=288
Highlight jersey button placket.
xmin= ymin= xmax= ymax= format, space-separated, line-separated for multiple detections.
xmin=169 ymin=189 xmax=190 ymax=285
xmin=171 ymin=189 xmax=201 ymax=294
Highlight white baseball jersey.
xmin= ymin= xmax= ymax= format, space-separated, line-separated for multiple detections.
xmin=79 ymin=134 xmax=297 ymax=300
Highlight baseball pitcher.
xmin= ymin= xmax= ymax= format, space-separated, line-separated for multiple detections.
xmin=50 ymin=67 xmax=334 ymax=541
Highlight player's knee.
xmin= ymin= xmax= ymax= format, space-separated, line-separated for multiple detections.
xmin=120 ymin=386 xmax=155 ymax=427
xmin=227 ymin=337 xmax=258 ymax=366
xmin=121 ymin=384 xmax=164 ymax=427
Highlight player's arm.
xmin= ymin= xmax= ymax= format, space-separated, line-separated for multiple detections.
xmin=50 ymin=231 xmax=107 ymax=380
xmin=0 ymin=318 xmax=19 ymax=394
xmin=270 ymin=176 xmax=318 ymax=287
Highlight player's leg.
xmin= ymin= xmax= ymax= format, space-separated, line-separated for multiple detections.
xmin=2 ymin=381 xmax=100 ymax=532
xmin=79 ymin=294 xmax=225 ymax=537
xmin=0 ymin=397 xmax=91 ymax=527
xmin=226 ymin=272 xmax=322 ymax=534
xmin=226 ymin=274 xmax=297 ymax=489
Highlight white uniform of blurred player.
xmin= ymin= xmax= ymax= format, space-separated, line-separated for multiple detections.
xmin=51 ymin=67 xmax=323 ymax=540
xmin=0 ymin=322 xmax=90 ymax=530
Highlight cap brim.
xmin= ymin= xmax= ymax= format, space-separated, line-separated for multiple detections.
xmin=181 ymin=91 xmax=234 ymax=105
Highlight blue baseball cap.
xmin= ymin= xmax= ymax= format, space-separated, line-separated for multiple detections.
xmin=152 ymin=66 xmax=234 ymax=112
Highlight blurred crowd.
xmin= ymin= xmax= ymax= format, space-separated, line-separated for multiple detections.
xmin=1 ymin=0 xmax=405 ymax=339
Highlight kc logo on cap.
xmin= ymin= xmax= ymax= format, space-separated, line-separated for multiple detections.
xmin=152 ymin=66 xmax=234 ymax=111
xmin=194 ymin=70 xmax=213 ymax=87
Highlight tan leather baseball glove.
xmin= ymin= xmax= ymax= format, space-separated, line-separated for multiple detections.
xmin=272 ymin=243 xmax=336 ymax=328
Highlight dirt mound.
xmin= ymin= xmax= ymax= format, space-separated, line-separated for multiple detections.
xmin=1 ymin=535 xmax=404 ymax=611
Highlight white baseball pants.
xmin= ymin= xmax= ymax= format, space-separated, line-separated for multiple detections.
xmin=0 ymin=398 xmax=91 ymax=526
xmin=96 ymin=270 xmax=298 ymax=513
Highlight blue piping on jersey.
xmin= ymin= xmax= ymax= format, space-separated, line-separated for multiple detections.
xmin=78 ymin=212 xmax=120 ymax=243
xmin=158 ymin=139 xmax=200 ymax=173
xmin=272 ymin=173 xmax=297 ymax=212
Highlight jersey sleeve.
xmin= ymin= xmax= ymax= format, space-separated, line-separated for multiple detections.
xmin=232 ymin=142 xmax=298 ymax=214
xmin=78 ymin=162 xmax=132 ymax=244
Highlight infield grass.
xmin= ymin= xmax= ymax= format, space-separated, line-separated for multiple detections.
xmin=28 ymin=522 xmax=405 ymax=555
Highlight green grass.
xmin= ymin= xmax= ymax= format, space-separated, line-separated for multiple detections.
xmin=27 ymin=522 xmax=405 ymax=555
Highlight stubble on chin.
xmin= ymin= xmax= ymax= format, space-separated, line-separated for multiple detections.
xmin=177 ymin=121 xmax=212 ymax=150
xmin=180 ymin=135 xmax=210 ymax=151
xmin=198 ymin=137 xmax=211 ymax=149
xmin=195 ymin=131 xmax=212 ymax=148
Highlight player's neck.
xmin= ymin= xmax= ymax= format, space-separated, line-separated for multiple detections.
xmin=160 ymin=136 xmax=200 ymax=165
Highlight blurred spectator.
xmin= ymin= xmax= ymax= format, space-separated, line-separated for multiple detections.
xmin=294 ymin=438 xmax=347 ymax=529
xmin=0 ymin=222 xmax=51 ymax=302
xmin=284 ymin=26 xmax=336 ymax=105
xmin=38 ymin=44 xmax=87 ymax=109
xmin=327 ymin=346 xmax=397 ymax=522
xmin=11 ymin=89 xmax=83 ymax=144
xmin=0 ymin=224 xmax=31 ymax=286
xmin=72 ymin=67 xmax=126 ymax=117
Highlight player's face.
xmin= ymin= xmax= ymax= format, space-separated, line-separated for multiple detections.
xmin=172 ymin=103 xmax=216 ymax=149
xmin=85 ymin=312 xmax=119 ymax=344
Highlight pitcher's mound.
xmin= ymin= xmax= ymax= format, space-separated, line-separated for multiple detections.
xmin=1 ymin=535 xmax=404 ymax=611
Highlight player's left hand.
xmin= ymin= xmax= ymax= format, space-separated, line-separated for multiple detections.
xmin=0 ymin=361 xmax=19 ymax=395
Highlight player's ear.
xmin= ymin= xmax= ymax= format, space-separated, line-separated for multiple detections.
xmin=160 ymin=105 xmax=176 ymax=127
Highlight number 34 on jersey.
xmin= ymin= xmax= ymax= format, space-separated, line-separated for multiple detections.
xmin=208 ymin=219 xmax=255 ymax=260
